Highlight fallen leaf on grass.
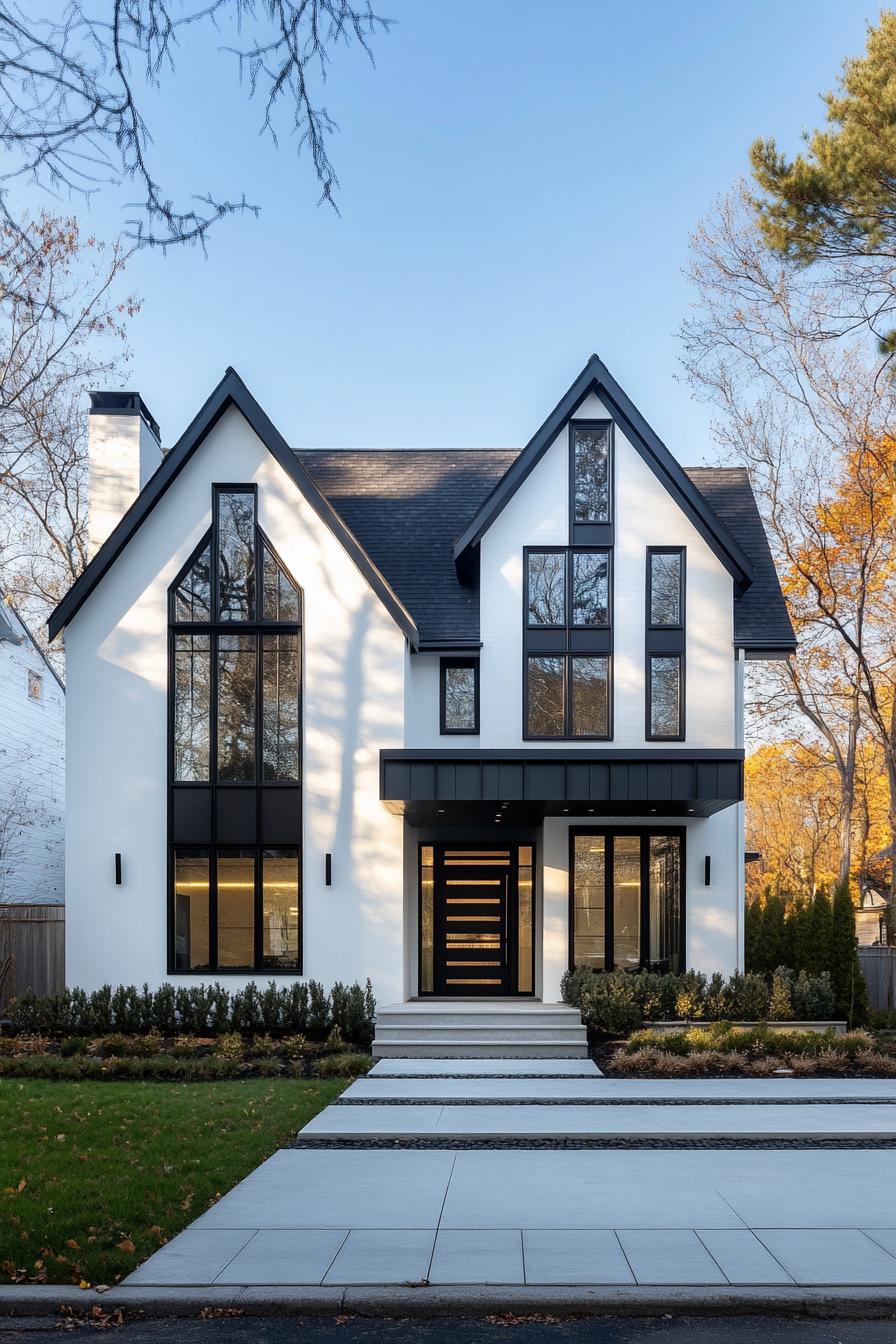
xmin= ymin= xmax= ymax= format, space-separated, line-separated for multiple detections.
xmin=116 ymin=1239 xmax=136 ymax=1254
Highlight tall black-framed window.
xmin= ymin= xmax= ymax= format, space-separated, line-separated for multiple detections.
xmin=570 ymin=420 xmax=614 ymax=544
xmin=440 ymin=658 xmax=479 ymax=734
xmin=569 ymin=827 xmax=684 ymax=973
xmin=646 ymin=547 xmax=685 ymax=741
xmin=523 ymin=546 xmax=612 ymax=740
xmin=168 ymin=486 xmax=303 ymax=973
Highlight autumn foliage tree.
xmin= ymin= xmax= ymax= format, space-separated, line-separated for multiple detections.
xmin=683 ymin=181 xmax=896 ymax=909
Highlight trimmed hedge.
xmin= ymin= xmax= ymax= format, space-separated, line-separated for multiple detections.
xmin=7 ymin=978 xmax=376 ymax=1048
xmin=560 ymin=966 xmax=839 ymax=1037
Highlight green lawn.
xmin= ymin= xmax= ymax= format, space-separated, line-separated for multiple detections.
xmin=0 ymin=1078 xmax=344 ymax=1286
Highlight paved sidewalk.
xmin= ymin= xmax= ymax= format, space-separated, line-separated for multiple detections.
xmin=124 ymin=1060 xmax=896 ymax=1290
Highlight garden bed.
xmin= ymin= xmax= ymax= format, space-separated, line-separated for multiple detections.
xmin=0 ymin=1031 xmax=373 ymax=1080
xmin=643 ymin=1019 xmax=847 ymax=1036
xmin=600 ymin=1023 xmax=896 ymax=1078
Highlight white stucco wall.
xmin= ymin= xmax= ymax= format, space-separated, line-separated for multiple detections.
xmin=64 ymin=405 xmax=408 ymax=1003
xmin=477 ymin=393 xmax=735 ymax=750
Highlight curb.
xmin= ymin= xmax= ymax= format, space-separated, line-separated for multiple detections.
xmin=3 ymin=1284 xmax=896 ymax=1320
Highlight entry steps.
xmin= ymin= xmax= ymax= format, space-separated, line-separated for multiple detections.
xmin=371 ymin=1001 xmax=588 ymax=1059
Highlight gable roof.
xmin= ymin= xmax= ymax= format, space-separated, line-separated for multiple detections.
xmin=298 ymin=449 xmax=518 ymax=647
xmin=684 ymin=467 xmax=795 ymax=653
xmin=298 ymin=450 xmax=794 ymax=654
xmin=454 ymin=354 xmax=756 ymax=591
xmin=48 ymin=369 xmax=419 ymax=646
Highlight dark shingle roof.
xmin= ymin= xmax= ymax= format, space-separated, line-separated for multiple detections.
xmin=684 ymin=467 xmax=795 ymax=652
xmin=297 ymin=449 xmax=518 ymax=645
xmin=298 ymin=450 xmax=795 ymax=652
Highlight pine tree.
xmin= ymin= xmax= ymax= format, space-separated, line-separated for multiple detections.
xmin=789 ymin=898 xmax=813 ymax=974
xmin=756 ymin=893 xmax=788 ymax=975
xmin=744 ymin=897 xmax=762 ymax=973
xmin=749 ymin=12 xmax=896 ymax=354
xmin=806 ymin=890 xmax=833 ymax=976
xmin=830 ymin=881 xmax=869 ymax=1027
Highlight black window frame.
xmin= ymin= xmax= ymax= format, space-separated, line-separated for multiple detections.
xmin=439 ymin=657 xmax=480 ymax=735
xmin=567 ymin=825 xmax=686 ymax=974
xmin=522 ymin=545 xmax=613 ymax=742
xmin=645 ymin=547 xmax=686 ymax=742
xmin=167 ymin=484 xmax=304 ymax=975
xmin=646 ymin=546 xmax=685 ymax=631
xmin=569 ymin=418 xmax=614 ymax=544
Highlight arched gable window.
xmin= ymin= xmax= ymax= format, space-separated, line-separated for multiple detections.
xmin=168 ymin=486 xmax=303 ymax=973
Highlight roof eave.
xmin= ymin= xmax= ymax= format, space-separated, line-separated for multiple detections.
xmin=48 ymin=369 xmax=419 ymax=648
xmin=453 ymin=355 xmax=756 ymax=591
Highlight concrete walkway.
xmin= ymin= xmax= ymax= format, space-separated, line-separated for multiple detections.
xmin=125 ymin=1060 xmax=896 ymax=1290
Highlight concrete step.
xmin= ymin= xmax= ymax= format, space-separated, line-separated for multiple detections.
xmin=371 ymin=1041 xmax=589 ymax=1059
xmin=369 ymin=1058 xmax=602 ymax=1076
xmin=373 ymin=1010 xmax=577 ymax=1026
xmin=373 ymin=1025 xmax=587 ymax=1044
xmin=301 ymin=1101 xmax=896 ymax=1140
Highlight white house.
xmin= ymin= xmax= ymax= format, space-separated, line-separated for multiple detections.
xmin=50 ymin=359 xmax=794 ymax=1009
xmin=0 ymin=596 xmax=65 ymax=906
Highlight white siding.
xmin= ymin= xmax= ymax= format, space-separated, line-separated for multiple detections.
xmin=64 ymin=405 xmax=408 ymax=1002
xmin=0 ymin=608 xmax=65 ymax=905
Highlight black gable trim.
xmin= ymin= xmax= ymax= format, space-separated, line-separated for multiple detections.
xmin=454 ymin=355 xmax=755 ymax=591
xmin=48 ymin=369 xmax=419 ymax=646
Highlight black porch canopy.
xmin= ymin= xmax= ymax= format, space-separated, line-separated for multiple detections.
xmin=380 ymin=749 xmax=744 ymax=826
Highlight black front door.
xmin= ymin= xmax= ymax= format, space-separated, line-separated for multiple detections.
xmin=434 ymin=847 xmax=514 ymax=995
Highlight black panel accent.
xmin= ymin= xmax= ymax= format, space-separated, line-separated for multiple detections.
xmin=381 ymin=749 xmax=743 ymax=824
xmin=172 ymin=787 xmax=212 ymax=843
xmin=260 ymin=787 xmax=301 ymax=843
xmin=216 ymin=787 xmax=257 ymax=843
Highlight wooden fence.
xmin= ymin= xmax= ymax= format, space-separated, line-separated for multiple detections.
xmin=0 ymin=904 xmax=65 ymax=1008
xmin=858 ymin=946 xmax=896 ymax=1013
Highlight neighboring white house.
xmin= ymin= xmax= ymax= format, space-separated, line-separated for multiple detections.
xmin=0 ymin=596 xmax=65 ymax=907
xmin=50 ymin=360 xmax=795 ymax=1005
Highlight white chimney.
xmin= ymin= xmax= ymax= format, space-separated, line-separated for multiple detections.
xmin=87 ymin=391 xmax=163 ymax=558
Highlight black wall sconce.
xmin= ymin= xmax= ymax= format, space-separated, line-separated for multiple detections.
xmin=325 ymin=853 xmax=332 ymax=887
xmin=704 ymin=855 xmax=711 ymax=886
xmin=114 ymin=853 xmax=123 ymax=886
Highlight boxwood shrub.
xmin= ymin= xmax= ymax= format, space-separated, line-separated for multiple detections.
xmin=560 ymin=966 xmax=839 ymax=1036
xmin=8 ymin=978 xmax=377 ymax=1048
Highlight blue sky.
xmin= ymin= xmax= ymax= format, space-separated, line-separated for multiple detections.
xmin=38 ymin=0 xmax=874 ymax=456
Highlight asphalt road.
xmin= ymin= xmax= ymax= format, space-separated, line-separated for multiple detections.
xmin=3 ymin=1315 xmax=896 ymax=1343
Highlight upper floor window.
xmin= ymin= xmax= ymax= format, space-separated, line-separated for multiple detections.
xmin=645 ymin=547 xmax=685 ymax=740
xmin=27 ymin=669 xmax=43 ymax=701
xmin=526 ymin=549 xmax=610 ymax=628
xmin=171 ymin=488 xmax=302 ymax=784
xmin=648 ymin=548 xmax=683 ymax=627
xmin=571 ymin=422 xmax=612 ymax=524
xmin=524 ymin=546 xmax=612 ymax=741
xmin=440 ymin=658 xmax=479 ymax=734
